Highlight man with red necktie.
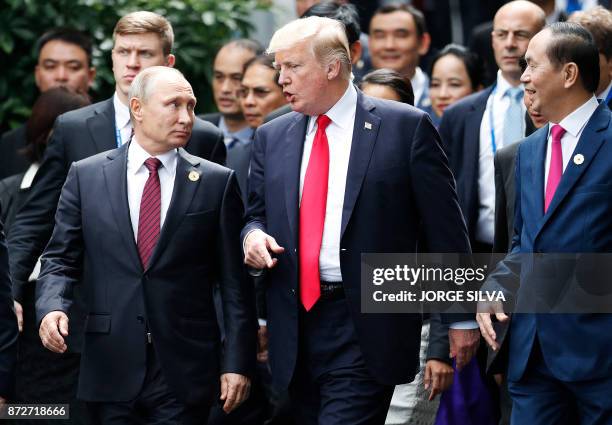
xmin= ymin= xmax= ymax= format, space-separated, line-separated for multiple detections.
xmin=35 ymin=66 xmax=255 ymax=424
xmin=242 ymin=16 xmax=477 ymax=425
xmin=478 ymin=22 xmax=612 ymax=424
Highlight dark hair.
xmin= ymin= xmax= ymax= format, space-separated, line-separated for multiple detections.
xmin=24 ymin=87 xmax=90 ymax=162
xmin=301 ymin=1 xmax=361 ymax=45
xmin=243 ymin=54 xmax=280 ymax=87
xmin=429 ymin=44 xmax=483 ymax=90
xmin=359 ymin=68 xmax=415 ymax=105
xmin=36 ymin=28 xmax=93 ymax=66
xmin=545 ymin=22 xmax=599 ymax=93
xmin=221 ymin=38 xmax=264 ymax=56
xmin=568 ymin=6 xmax=612 ymax=59
xmin=371 ymin=3 xmax=427 ymax=38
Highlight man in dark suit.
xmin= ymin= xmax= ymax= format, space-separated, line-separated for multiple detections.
xmin=36 ymin=66 xmax=254 ymax=424
xmin=0 ymin=219 xmax=18 ymax=405
xmin=8 ymin=11 xmax=225 ymax=340
xmin=0 ymin=28 xmax=96 ymax=180
xmin=439 ymin=0 xmax=545 ymax=252
xmin=478 ymin=23 xmax=612 ymax=424
xmin=242 ymin=16 xmax=478 ymax=424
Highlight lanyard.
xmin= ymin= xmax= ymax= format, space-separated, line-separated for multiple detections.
xmin=488 ymin=84 xmax=498 ymax=155
xmin=115 ymin=125 xmax=123 ymax=148
xmin=604 ymin=88 xmax=612 ymax=106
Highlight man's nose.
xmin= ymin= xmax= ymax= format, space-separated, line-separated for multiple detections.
xmin=127 ymin=51 xmax=140 ymax=68
xmin=55 ymin=66 xmax=68 ymax=82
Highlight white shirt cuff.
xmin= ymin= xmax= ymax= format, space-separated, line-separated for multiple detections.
xmin=449 ymin=320 xmax=479 ymax=330
xmin=258 ymin=319 xmax=267 ymax=327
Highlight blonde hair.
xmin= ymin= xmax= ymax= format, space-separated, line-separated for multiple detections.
xmin=113 ymin=11 xmax=174 ymax=56
xmin=267 ymin=16 xmax=351 ymax=80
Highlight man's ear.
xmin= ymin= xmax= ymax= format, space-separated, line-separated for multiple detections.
xmin=166 ymin=54 xmax=176 ymax=68
xmin=563 ymin=62 xmax=579 ymax=89
xmin=417 ymin=32 xmax=431 ymax=56
xmin=350 ymin=40 xmax=362 ymax=65
xmin=130 ymin=98 xmax=143 ymax=122
xmin=327 ymin=60 xmax=342 ymax=80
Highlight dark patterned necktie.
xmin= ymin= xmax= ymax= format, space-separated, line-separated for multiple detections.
xmin=137 ymin=157 xmax=162 ymax=268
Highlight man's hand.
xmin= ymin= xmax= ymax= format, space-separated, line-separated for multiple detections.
xmin=257 ymin=325 xmax=268 ymax=363
xmin=476 ymin=301 xmax=509 ymax=351
xmin=39 ymin=311 xmax=69 ymax=353
xmin=0 ymin=396 xmax=6 ymax=407
xmin=220 ymin=373 xmax=251 ymax=413
xmin=244 ymin=230 xmax=284 ymax=270
xmin=449 ymin=328 xmax=480 ymax=371
xmin=14 ymin=301 xmax=23 ymax=332
xmin=423 ymin=359 xmax=454 ymax=400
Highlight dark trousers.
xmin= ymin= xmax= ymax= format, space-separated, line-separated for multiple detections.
xmin=508 ymin=340 xmax=611 ymax=425
xmin=87 ymin=345 xmax=211 ymax=425
xmin=290 ymin=297 xmax=394 ymax=425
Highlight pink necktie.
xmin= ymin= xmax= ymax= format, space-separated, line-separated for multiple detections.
xmin=544 ymin=124 xmax=566 ymax=213
xmin=299 ymin=114 xmax=331 ymax=311
xmin=138 ymin=157 xmax=162 ymax=268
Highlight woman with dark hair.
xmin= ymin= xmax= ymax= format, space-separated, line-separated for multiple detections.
xmin=0 ymin=86 xmax=89 ymax=416
xmin=427 ymin=44 xmax=484 ymax=126
xmin=238 ymin=54 xmax=287 ymax=129
xmin=359 ymin=68 xmax=415 ymax=106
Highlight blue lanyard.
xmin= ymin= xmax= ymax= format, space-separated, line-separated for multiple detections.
xmin=115 ymin=125 xmax=123 ymax=148
xmin=488 ymin=84 xmax=498 ymax=155
xmin=604 ymin=88 xmax=612 ymax=106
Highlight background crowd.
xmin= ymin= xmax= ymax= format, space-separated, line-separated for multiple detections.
xmin=0 ymin=0 xmax=611 ymax=424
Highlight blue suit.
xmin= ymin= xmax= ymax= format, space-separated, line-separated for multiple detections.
xmin=242 ymin=89 xmax=470 ymax=423
xmin=484 ymin=103 xmax=612 ymax=424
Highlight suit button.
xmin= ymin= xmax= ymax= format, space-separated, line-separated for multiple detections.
xmin=136 ymin=316 xmax=144 ymax=324
xmin=291 ymin=289 xmax=296 ymax=296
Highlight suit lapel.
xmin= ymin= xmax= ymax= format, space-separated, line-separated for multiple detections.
xmin=146 ymin=149 xmax=201 ymax=270
xmin=284 ymin=114 xmax=308 ymax=245
xmin=536 ymin=105 xmax=610 ymax=235
xmin=87 ymin=98 xmax=117 ymax=153
xmin=103 ymin=143 xmax=141 ymax=271
xmin=340 ymin=92 xmax=380 ymax=238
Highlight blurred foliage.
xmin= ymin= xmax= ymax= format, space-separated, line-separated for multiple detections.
xmin=0 ymin=0 xmax=270 ymax=132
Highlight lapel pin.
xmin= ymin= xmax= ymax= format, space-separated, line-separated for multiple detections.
xmin=364 ymin=122 xmax=372 ymax=130
xmin=573 ymin=154 xmax=584 ymax=165
xmin=188 ymin=171 xmax=200 ymax=182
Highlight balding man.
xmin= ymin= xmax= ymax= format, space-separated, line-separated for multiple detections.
xmin=242 ymin=16 xmax=474 ymax=424
xmin=36 ymin=66 xmax=255 ymax=424
xmin=440 ymin=0 xmax=546 ymax=252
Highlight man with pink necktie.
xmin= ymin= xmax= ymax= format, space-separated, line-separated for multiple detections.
xmin=478 ymin=22 xmax=612 ymax=425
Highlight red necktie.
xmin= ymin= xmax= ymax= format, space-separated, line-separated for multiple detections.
xmin=299 ymin=115 xmax=331 ymax=311
xmin=544 ymin=124 xmax=566 ymax=213
xmin=138 ymin=157 xmax=162 ymax=268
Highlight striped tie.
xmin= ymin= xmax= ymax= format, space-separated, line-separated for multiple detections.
xmin=138 ymin=157 xmax=162 ymax=268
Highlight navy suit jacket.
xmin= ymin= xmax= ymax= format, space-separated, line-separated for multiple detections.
xmin=0 ymin=219 xmax=18 ymax=398
xmin=242 ymin=89 xmax=471 ymax=389
xmin=484 ymin=104 xmax=612 ymax=382
xmin=36 ymin=144 xmax=256 ymax=403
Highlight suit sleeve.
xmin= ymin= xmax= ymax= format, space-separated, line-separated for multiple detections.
xmin=492 ymin=151 xmax=509 ymax=253
xmin=427 ymin=313 xmax=451 ymax=364
xmin=217 ymin=171 xmax=257 ymax=376
xmin=8 ymin=118 xmax=70 ymax=302
xmin=0 ymin=220 xmax=18 ymax=398
xmin=241 ymin=127 xmax=268 ymax=243
xmin=35 ymin=163 xmax=84 ymax=326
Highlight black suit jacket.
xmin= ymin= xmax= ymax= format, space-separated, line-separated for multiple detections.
xmin=0 ymin=125 xmax=29 ymax=180
xmin=200 ymin=112 xmax=221 ymax=127
xmin=242 ymin=89 xmax=471 ymax=389
xmin=0 ymin=219 xmax=18 ymax=398
xmin=492 ymin=142 xmax=522 ymax=254
xmin=36 ymin=144 xmax=255 ymax=404
xmin=9 ymin=98 xmax=226 ymax=304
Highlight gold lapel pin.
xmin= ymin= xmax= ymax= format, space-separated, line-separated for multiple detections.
xmin=188 ymin=171 xmax=200 ymax=182
xmin=364 ymin=122 xmax=372 ymax=130
xmin=573 ymin=154 xmax=584 ymax=165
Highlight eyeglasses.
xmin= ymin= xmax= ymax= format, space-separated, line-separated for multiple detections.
xmin=236 ymin=87 xmax=273 ymax=98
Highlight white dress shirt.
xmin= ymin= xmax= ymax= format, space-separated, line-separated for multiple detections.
xmin=299 ymin=83 xmax=357 ymax=282
xmin=411 ymin=67 xmax=429 ymax=108
xmin=544 ymin=96 xmax=599 ymax=193
xmin=113 ymin=93 xmax=132 ymax=147
xmin=127 ymin=138 xmax=178 ymax=241
xmin=476 ymin=71 xmax=525 ymax=245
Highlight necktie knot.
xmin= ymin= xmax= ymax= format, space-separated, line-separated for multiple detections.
xmin=505 ymin=87 xmax=523 ymax=102
xmin=317 ymin=114 xmax=331 ymax=132
xmin=144 ymin=157 xmax=162 ymax=173
xmin=551 ymin=124 xmax=566 ymax=143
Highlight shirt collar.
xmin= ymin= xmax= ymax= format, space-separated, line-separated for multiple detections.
xmin=411 ymin=67 xmax=428 ymax=102
xmin=495 ymin=70 xmax=523 ymax=97
xmin=128 ymin=137 xmax=178 ymax=176
xmin=218 ymin=116 xmax=254 ymax=146
xmin=113 ymin=92 xmax=131 ymax=130
xmin=549 ymin=96 xmax=599 ymax=139
xmin=307 ymin=83 xmax=357 ymax=135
